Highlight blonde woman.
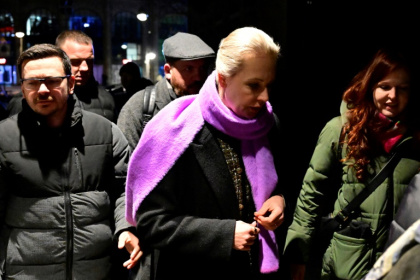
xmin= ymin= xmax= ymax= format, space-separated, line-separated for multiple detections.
xmin=126 ymin=27 xmax=285 ymax=280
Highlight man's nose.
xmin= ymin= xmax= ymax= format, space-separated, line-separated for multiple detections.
xmin=38 ymin=82 xmax=50 ymax=92
xmin=79 ymin=60 xmax=89 ymax=71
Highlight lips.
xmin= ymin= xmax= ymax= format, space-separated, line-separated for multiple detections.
xmin=36 ymin=96 xmax=53 ymax=101
xmin=385 ymin=104 xmax=397 ymax=110
xmin=35 ymin=96 xmax=53 ymax=103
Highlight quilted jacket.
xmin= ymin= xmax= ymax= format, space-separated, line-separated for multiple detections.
xmin=285 ymin=115 xmax=420 ymax=280
xmin=0 ymin=98 xmax=132 ymax=280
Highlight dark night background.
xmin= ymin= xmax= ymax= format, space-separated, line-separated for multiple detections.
xmin=189 ymin=0 xmax=419 ymax=198
xmin=190 ymin=2 xmax=419 ymax=264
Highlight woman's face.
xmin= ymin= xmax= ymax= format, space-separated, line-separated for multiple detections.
xmin=219 ymin=53 xmax=276 ymax=119
xmin=373 ymin=67 xmax=410 ymax=119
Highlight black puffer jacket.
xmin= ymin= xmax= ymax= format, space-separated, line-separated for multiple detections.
xmin=0 ymin=98 xmax=132 ymax=280
xmin=75 ymin=78 xmax=116 ymax=123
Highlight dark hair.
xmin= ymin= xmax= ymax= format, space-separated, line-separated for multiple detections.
xmin=342 ymin=47 xmax=419 ymax=181
xmin=164 ymin=56 xmax=179 ymax=65
xmin=119 ymin=62 xmax=141 ymax=77
xmin=17 ymin=43 xmax=72 ymax=79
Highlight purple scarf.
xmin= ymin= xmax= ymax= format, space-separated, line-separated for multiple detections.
xmin=126 ymin=70 xmax=279 ymax=273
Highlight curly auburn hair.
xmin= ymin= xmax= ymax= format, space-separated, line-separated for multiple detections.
xmin=342 ymin=47 xmax=420 ymax=181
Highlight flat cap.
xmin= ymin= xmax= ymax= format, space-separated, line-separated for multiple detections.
xmin=162 ymin=32 xmax=215 ymax=61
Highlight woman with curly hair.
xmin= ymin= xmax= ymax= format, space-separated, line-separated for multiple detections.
xmin=284 ymin=47 xmax=420 ymax=280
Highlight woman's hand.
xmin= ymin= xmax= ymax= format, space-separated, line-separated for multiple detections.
xmin=254 ymin=195 xmax=285 ymax=231
xmin=118 ymin=231 xmax=143 ymax=269
xmin=233 ymin=221 xmax=259 ymax=251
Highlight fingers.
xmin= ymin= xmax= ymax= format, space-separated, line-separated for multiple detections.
xmin=254 ymin=210 xmax=285 ymax=230
xmin=118 ymin=234 xmax=128 ymax=249
xmin=123 ymin=259 xmax=134 ymax=269
xmin=254 ymin=203 xmax=269 ymax=217
xmin=124 ymin=250 xmax=143 ymax=269
xmin=251 ymin=221 xmax=260 ymax=235
xmin=131 ymin=247 xmax=143 ymax=262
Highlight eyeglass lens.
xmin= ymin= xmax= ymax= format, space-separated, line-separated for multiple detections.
xmin=23 ymin=77 xmax=66 ymax=90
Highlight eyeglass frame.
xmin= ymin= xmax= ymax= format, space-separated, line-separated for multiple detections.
xmin=20 ymin=75 xmax=72 ymax=90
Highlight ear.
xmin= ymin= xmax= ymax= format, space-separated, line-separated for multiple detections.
xmin=217 ymin=72 xmax=227 ymax=88
xmin=163 ymin=63 xmax=171 ymax=79
xmin=68 ymin=75 xmax=76 ymax=94
xmin=21 ymin=84 xmax=26 ymax=99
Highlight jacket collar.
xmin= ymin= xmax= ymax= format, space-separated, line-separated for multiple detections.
xmin=19 ymin=95 xmax=82 ymax=131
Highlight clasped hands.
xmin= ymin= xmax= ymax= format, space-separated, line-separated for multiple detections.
xmin=233 ymin=194 xmax=285 ymax=251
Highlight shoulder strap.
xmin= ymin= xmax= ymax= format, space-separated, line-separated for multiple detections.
xmin=336 ymin=125 xmax=346 ymax=161
xmin=142 ymin=85 xmax=156 ymax=128
xmin=334 ymin=145 xmax=406 ymax=225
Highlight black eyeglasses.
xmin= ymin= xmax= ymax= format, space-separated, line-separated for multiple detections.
xmin=21 ymin=75 xmax=71 ymax=91
xmin=70 ymin=58 xmax=94 ymax=67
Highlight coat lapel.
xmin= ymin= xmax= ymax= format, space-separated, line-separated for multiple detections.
xmin=191 ymin=125 xmax=239 ymax=218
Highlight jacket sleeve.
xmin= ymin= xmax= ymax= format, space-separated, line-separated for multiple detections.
xmin=0 ymin=160 xmax=6 ymax=228
xmin=111 ymin=122 xmax=135 ymax=237
xmin=284 ymin=116 xmax=343 ymax=263
xmin=135 ymin=148 xmax=236 ymax=262
xmin=117 ymin=91 xmax=146 ymax=151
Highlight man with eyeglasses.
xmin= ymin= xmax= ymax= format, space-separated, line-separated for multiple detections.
xmin=7 ymin=30 xmax=116 ymax=122
xmin=0 ymin=43 xmax=141 ymax=279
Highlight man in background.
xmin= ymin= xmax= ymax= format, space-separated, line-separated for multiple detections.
xmin=110 ymin=61 xmax=153 ymax=118
xmin=117 ymin=32 xmax=215 ymax=150
xmin=7 ymin=30 xmax=116 ymax=122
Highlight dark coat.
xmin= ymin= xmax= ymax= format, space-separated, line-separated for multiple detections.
xmin=110 ymin=78 xmax=154 ymax=119
xmin=0 ymin=98 xmax=132 ymax=280
xmin=134 ymin=122 xmax=285 ymax=280
xmin=75 ymin=79 xmax=116 ymax=123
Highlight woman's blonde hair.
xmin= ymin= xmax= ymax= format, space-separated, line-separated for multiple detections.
xmin=216 ymin=27 xmax=280 ymax=78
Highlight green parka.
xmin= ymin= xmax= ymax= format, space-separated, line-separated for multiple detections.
xmin=284 ymin=115 xmax=420 ymax=280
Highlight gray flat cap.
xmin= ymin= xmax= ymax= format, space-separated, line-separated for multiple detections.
xmin=162 ymin=32 xmax=215 ymax=61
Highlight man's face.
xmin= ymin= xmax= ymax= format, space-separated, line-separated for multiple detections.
xmin=164 ymin=58 xmax=211 ymax=96
xmin=120 ymin=72 xmax=135 ymax=91
xmin=60 ymin=40 xmax=94 ymax=87
xmin=21 ymin=56 xmax=75 ymax=126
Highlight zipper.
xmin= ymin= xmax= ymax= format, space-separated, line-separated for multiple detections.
xmin=64 ymin=188 xmax=74 ymax=280
xmin=74 ymin=149 xmax=83 ymax=185
xmin=64 ymin=148 xmax=83 ymax=280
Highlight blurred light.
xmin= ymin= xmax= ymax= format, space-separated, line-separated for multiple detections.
xmin=15 ymin=31 xmax=25 ymax=38
xmin=83 ymin=23 xmax=90 ymax=28
xmin=122 ymin=59 xmax=132 ymax=64
xmin=0 ymin=58 xmax=6 ymax=64
xmin=121 ymin=44 xmax=127 ymax=50
xmin=137 ymin=13 xmax=148 ymax=22
xmin=146 ymin=52 xmax=156 ymax=60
